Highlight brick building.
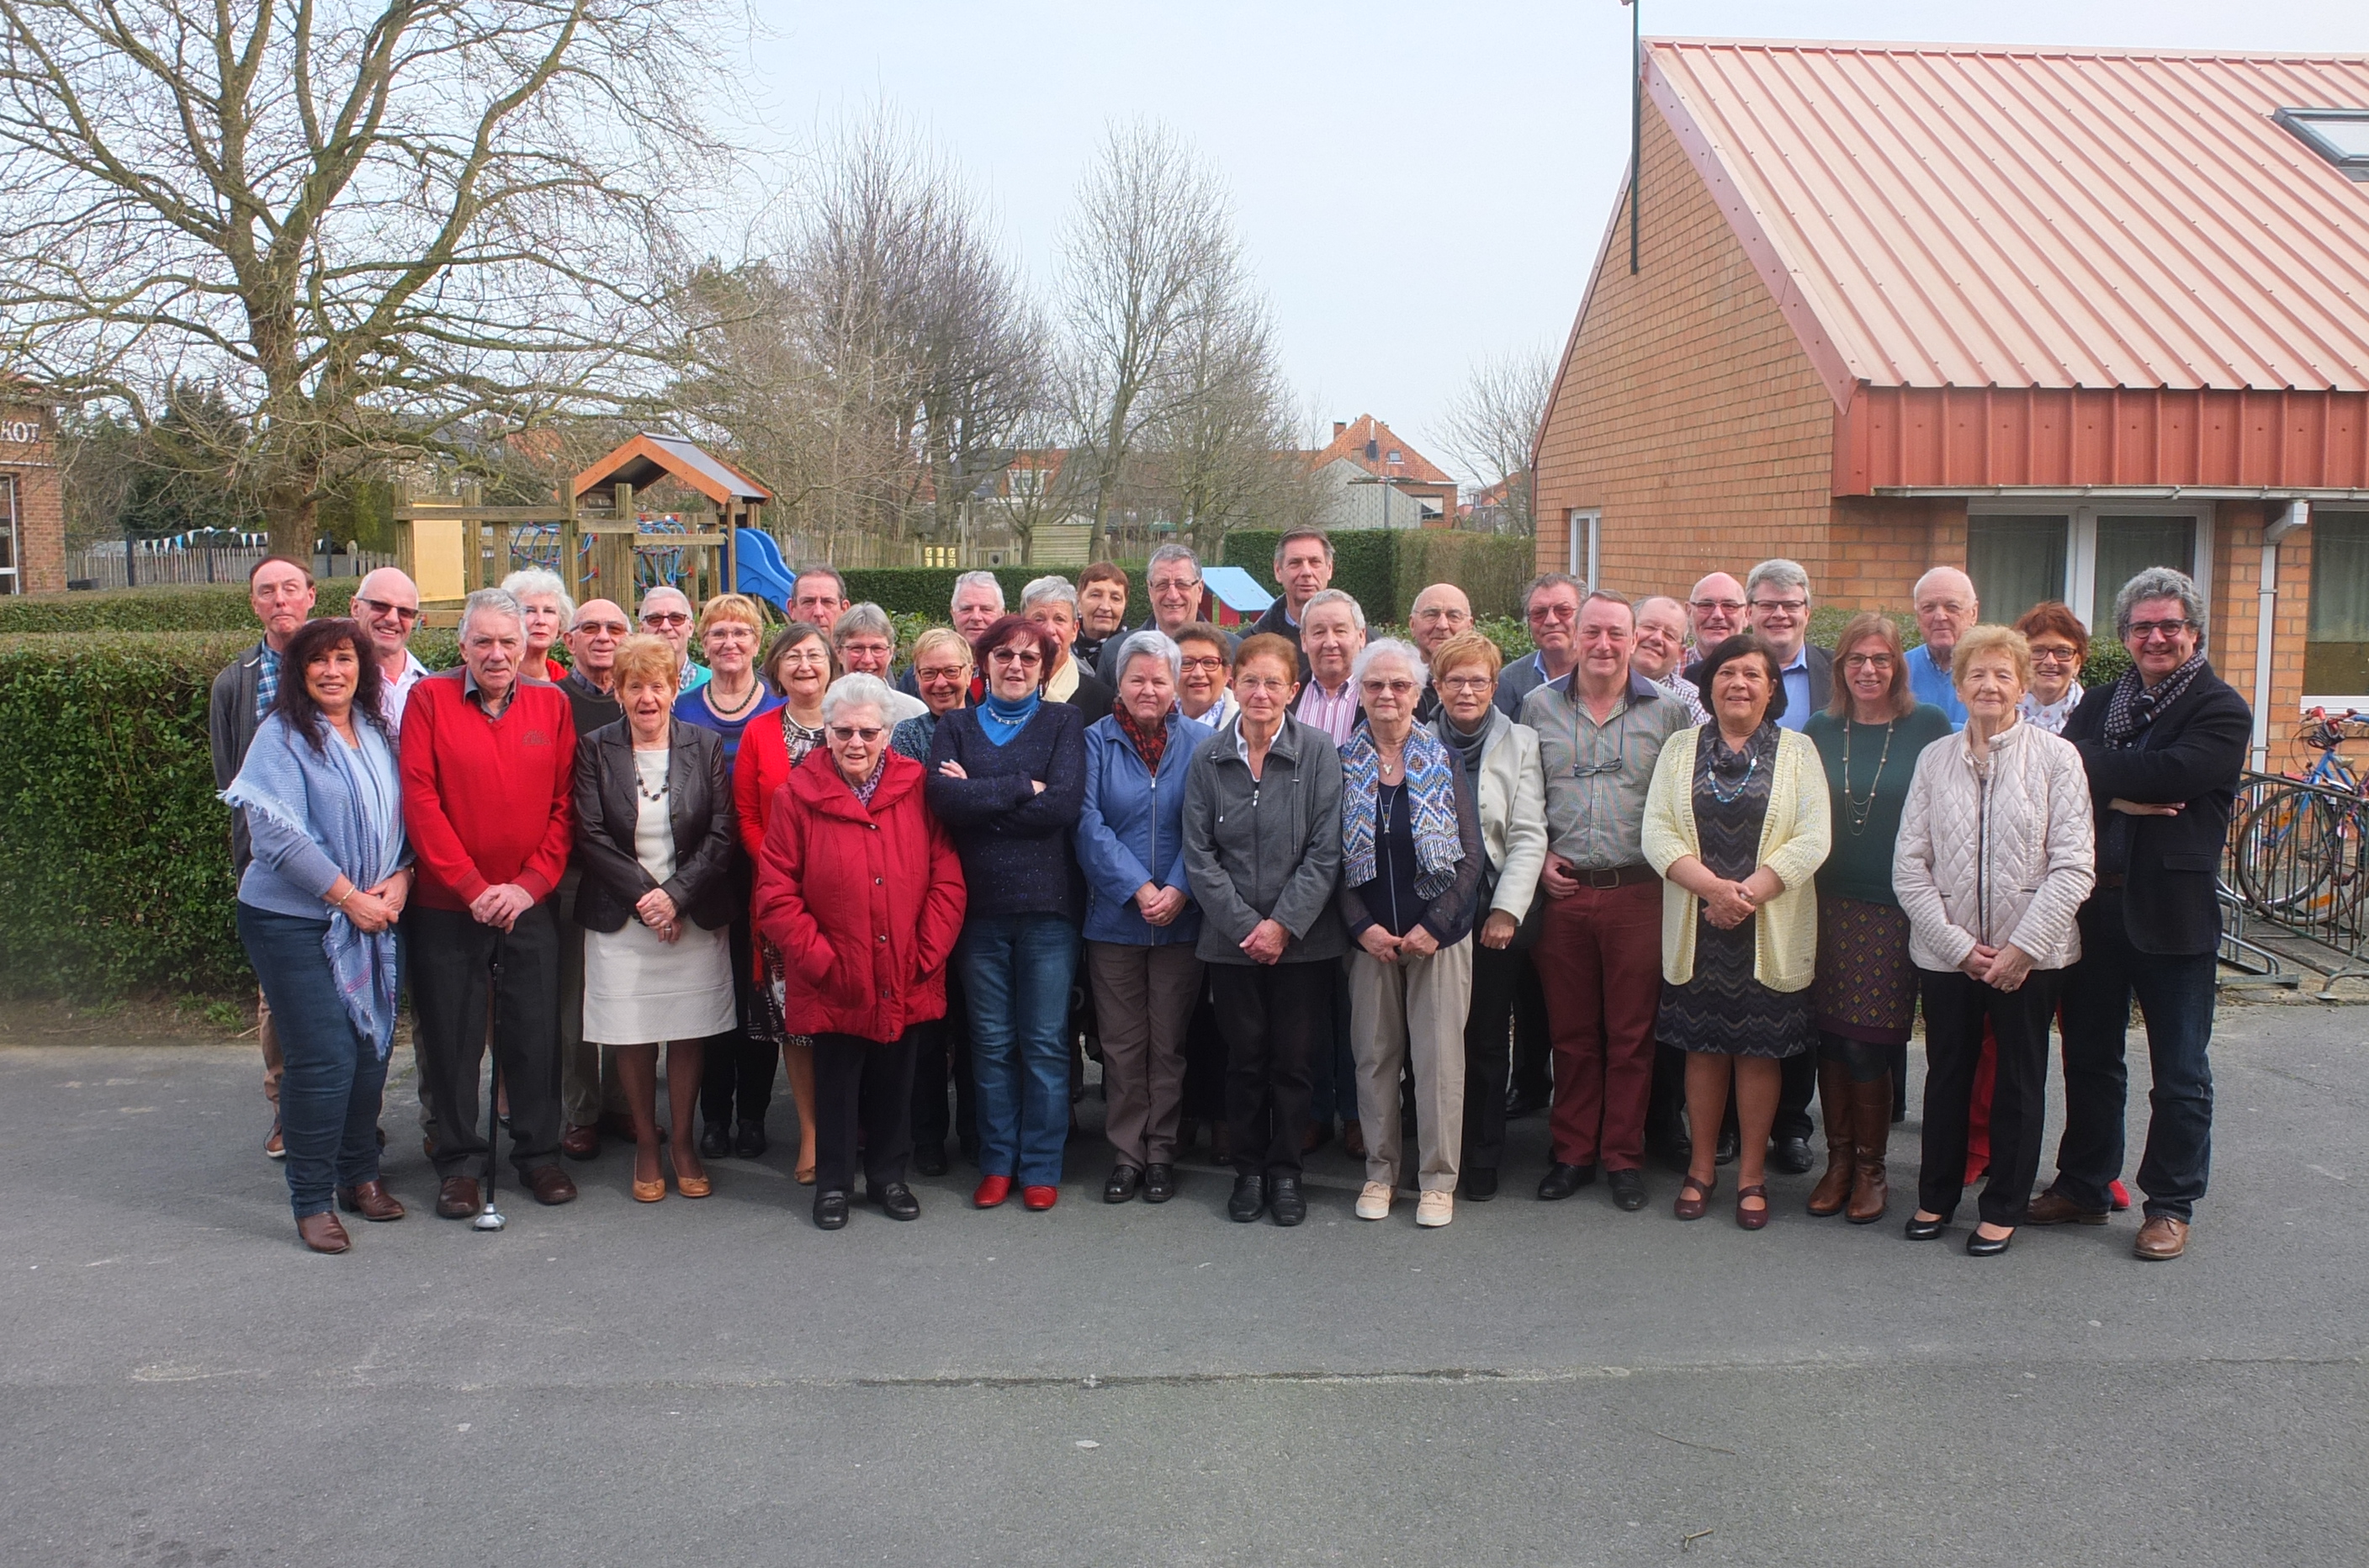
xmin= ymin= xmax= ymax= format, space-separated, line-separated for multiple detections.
xmin=1534 ymin=41 xmax=2369 ymax=765
xmin=1311 ymin=415 xmax=1459 ymax=529
xmin=0 ymin=384 xmax=62 ymax=595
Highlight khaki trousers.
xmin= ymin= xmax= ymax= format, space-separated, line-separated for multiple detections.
xmin=1084 ymin=941 xmax=1205 ymax=1169
xmin=1346 ymin=937 xmax=1473 ymax=1193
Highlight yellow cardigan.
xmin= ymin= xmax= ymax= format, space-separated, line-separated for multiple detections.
xmin=1640 ymin=726 xmax=1831 ymax=992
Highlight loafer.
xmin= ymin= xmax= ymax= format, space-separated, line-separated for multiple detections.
xmin=435 ymin=1177 xmax=481 ymax=1220
xmin=735 ymin=1120 xmax=769 ymax=1159
xmin=1415 ymin=1190 xmax=1453 ymax=1228
xmin=1462 ymin=1167 xmax=1498 ymax=1202
xmin=1269 ymin=1174 xmax=1306 ymax=1227
xmin=1104 ymin=1165 xmax=1142 ymax=1204
xmin=698 ymin=1124 xmax=731 ymax=1161
xmin=872 ymin=1182 xmax=921 ymax=1221
xmin=521 ymin=1165 xmax=578 ymax=1206
xmin=1607 ymin=1168 xmax=1647 ymax=1211
xmin=973 ymin=1175 xmax=1013 ymax=1209
xmin=1227 ymin=1173 xmax=1266 ymax=1223
xmin=2133 ymin=1215 xmax=2190 ymax=1261
xmin=1537 ymin=1162 xmax=1596 ymax=1201
xmin=296 ymin=1211 xmax=351 ymax=1253
xmin=1021 ymin=1184 xmax=1058 ymax=1211
xmin=1769 ymin=1136 xmax=1815 ymax=1176
xmin=913 ymin=1142 xmax=949 ymax=1178
xmin=1355 ymin=1181 xmax=1392 ymax=1221
xmin=813 ymin=1189 xmax=850 ymax=1230
xmin=336 ymin=1180 xmax=405 ymax=1221
xmin=559 ymin=1123 xmax=600 ymax=1161
xmin=1141 ymin=1163 xmax=1177 ymax=1203
xmin=2025 ymin=1189 xmax=2109 ymax=1226
xmin=1967 ymin=1226 xmax=2014 ymax=1258
xmin=1904 ymin=1213 xmax=1948 ymax=1241
xmin=264 ymin=1118 xmax=286 ymax=1160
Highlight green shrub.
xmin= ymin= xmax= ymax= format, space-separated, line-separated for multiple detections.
xmin=838 ymin=567 xmax=1054 ymax=618
xmin=1221 ymin=530 xmax=1532 ymax=622
xmin=0 ymin=580 xmax=359 ymax=633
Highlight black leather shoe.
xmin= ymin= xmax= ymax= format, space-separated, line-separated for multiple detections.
xmin=1142 ymin=1163 xmax=1176 ymax=1204
xmin=1770 ymin=1135 xmax=1815 ymax=1176
xmin=1227 ymin=1173 xmax=1265 ymax=1223
xmin=871 ymin=1182 xmax=920 ymax=1221
xmin=1608 ymin=1168 xmax=1648 ymax=1211
xmin=1904 ymin=1214 xmax=1948 ymax=1241
xmin=1463 ymin=1167 xmax=1499 ymax=1202
xmin=1103 ymin=1165 xmax=1142 ymax=1204
xmin=699 ymin=1123 xmax=731 ymax=1161
xmin=1269 ymin=1173 xmax=1306 ymax=1226
xmin=735 ymin=1120 xmax=768 ymax=1159
xmin=1504 ymin=1085 xmax=1550 ymax=1120
xmin=1536 ymin=1162 xmax=1597 ymax=1201
xmin=1714 ymin=1128 xmax=1741 ymax=1166
xmin=1966 ymin=1227 xmax=2012 ymax=1258
xmin=913 ymin=1141 xmax=949 ymax=1178
xmin=814 ymin=1189 xmax=851 ymax=1230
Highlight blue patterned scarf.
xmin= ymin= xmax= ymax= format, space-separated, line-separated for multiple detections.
xmin=1340 ymin=723 xmax=1462 ymax=899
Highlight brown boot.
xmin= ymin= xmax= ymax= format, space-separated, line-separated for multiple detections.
xmin=1847 ymin=1075 xmax=1892 ymax=1224
xmin=1806 ymin=1058 xmax=1856 ymax=1216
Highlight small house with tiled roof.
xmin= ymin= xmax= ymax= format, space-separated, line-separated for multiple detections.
xmin=1311 ymin=415 xmax=1460 ymax=530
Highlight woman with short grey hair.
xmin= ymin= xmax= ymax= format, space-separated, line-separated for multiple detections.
xmin=501 ymin=568 xmax=575 ymax=682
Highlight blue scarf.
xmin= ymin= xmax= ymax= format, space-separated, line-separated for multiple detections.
xmin=1340 ymin=723 xmax=1462 ymax=899
xmin=223 ymin=716 xmax=405 ymax=1058
xmin=979 ymin=689 xmax=1041 ymax=747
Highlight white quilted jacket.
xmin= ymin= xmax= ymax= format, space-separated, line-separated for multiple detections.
xmin=1892 ymin=722 xmax=2096 ymax=973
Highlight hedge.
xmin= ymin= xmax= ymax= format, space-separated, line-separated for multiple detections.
xmin=0 ymin=580 xmax=360 ymax=633
xmin=1221 ymin=530 xmax=1533 ymax=622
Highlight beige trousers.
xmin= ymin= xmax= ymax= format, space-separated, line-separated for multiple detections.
xmin=1345 ymin=937 xmax=1473 ymax=1193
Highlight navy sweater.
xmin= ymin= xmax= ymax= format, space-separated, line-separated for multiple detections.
xmin=925 ymin=702 xmax=1087 ymax=921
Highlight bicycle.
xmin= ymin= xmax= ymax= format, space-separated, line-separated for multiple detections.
xmin=2229 ymin=708 xmax=2369 ymax=927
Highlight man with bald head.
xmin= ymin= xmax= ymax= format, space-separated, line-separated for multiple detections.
xmin=1630 ymin=596 xmax=1708 ymax=724
xmin=1686 ymin=572 xmax=1748 ymax=656
xmin=352 ymin=566 xmax=427 ymax=733
xmin=1905 ymin=567 xmax=1978 ymax=727
xmin=1407 ymin=582 xmax=1472 ymax=721
xmin=639 ymin=585 xmax=708 ymax=692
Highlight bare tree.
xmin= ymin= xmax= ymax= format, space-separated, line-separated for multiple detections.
xmin=0 ymin=0 xmax=729 ymax=556
xmin=1149 ymin=271 xmax=1307 ymax=559
xmin=1438 ymin=347 xmax=1555 ymax=535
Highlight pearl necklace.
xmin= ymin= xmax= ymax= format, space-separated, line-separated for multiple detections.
xmin=1841 ymin=718 xmax=1895 ymax=837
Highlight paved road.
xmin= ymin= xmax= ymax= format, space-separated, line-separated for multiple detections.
xmin=3 ymin=1001 xmax=2362 ymax=1566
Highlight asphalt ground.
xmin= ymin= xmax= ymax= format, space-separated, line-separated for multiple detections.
xmin=3 ymin=999 xmax=2362 ymax=1567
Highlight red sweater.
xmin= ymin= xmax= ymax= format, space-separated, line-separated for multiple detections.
xmin=400 ymin=670 xmax=578 ymax=911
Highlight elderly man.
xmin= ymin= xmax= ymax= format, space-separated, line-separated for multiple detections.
xmin=1248 ymin=529 xmax=1333 ymax=672
xmin=790 ymin=563 xmax=851 ymax=635
xmin=1905 ymin=567 xmax=1979 ymax=727
xmin=900 ymin=571 xmax=1007 ymax=699
xmin=1631 ymin=595 xmax=1708 ymax=723
xmin=2032 ymin=568 xmax=2248 ymax=1262
xmin=1496 ymin=572 xmax=1584 ymax=719
xmin=1523 ymin=591 xmax=1693 ymax=1210
xmin=833 ymin=602 xmax=927 ymax=723
xmin=350 ymin=566 xmax=427 ymax=734
xmin=1686 ymin=571 xmax=1749 ymax=656
xmin=210 ymin=554 xmax=317 ymax=1155
xmin=401 ymin=588 xmax=580 ymax=1220
xmin=639 ymin=585 xmax=708 ymax=693
xmin=1099 ymin=545 xmax=1235 ymax=682
xmin=1294 ymin=589 xmax=1366 ymax=746
xmin=1407 ymin=583 xmax=1471 ymax=721
xmin=1020 ymin=575 xmax=1116 ymax=723
xmin=1074 ymin=562 xmax=1132 ymax=670
xmin=553 ymin=599 xmax=632 ymax=1159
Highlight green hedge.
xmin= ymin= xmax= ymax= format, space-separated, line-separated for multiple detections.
xmin=1221 ymin=530 xmax=1533 ymax=622
xmin=0 ymin=580 xmax=360 ymax=633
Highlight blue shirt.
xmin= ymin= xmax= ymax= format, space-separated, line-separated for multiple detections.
xmin=1905 ymin=643 xmax=1967 ymax=728
xmin=1775 ymin=645 xmax=1812 ymax=733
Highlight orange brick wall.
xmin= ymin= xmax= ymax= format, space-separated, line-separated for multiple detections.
xmin=0 ymin=400 xmax=64 ymax=595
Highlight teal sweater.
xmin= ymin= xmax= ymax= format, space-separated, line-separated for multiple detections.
xmin=1802 ymin=703 xmax=1955 ymax=906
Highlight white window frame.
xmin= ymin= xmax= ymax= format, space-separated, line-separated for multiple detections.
xmin=1962 ymin=499 xmax=2213 ymax=641
xmin=2302 ymin=506 xmax=2369 ymax=712
xmin=1569 ymin=508 xmax=1600 ymax=588
xmin=0 ymin=475 xmax=16 ymax=595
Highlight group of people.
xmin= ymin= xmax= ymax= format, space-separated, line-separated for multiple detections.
xmin=213 ymin=532 xmax=2246 ymax=1264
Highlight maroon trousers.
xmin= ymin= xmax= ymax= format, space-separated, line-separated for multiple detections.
xmin=1540 ymin=880 xmax=1664 ymax=1171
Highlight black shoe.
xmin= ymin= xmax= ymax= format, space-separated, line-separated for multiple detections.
xmin=1966 ymin=1226 xmax=2012 ymax=1258
xmin=813 ymin=1189 xmax=851 ymax=1230
xmin=699 ymin=1123 xmax=731 ymax=1161
xmin=1227 ymin=1173 xmax=1266 ymax=1223
xmin=1269 ymin=1173 xmax=1306 ymax=1226
xmin=1142 ymin=1163 xmax=1176 ymax=1203
xmin=1770 ymin=1135 xmax=1815 ymax=1176
xmin=1104 ymin=1165 xmax=1142 ymax=1204
xmin=1904 ymin=1214 xmax=1948 ymax=1241
xmin=913 ymin=1141 xmax=949 ymax=1178
xmin=735 ymin=1120 xmax=768 ymax=1159
xmin=1607 ymin=1168 xmax=1648 ymax=1211
xmin=870 ymin=1182 xmax=920 ymax=1221
xmin=1714 ymin=1128 xmax=1741 ymax=1166
xmin=1504 ymin=1085 xmax=1550 ymax=1120
xmin=1463 ymin=1168 xmax=1499 ymax=1202
xmin=1536 ymin=1162 xmax=1597 ymax=1201
xmin=1646 ymin=1130 xmax=1693 ymax=1173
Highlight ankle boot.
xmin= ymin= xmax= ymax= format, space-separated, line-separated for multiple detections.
xmin=1806 ymin=1057 xmax=1856 ymax=1216
xmin=1847 ymin=1075 xmax=1893 ymax=1224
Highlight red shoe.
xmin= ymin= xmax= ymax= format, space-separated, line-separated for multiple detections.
xmin=1022 ymin=1184 xmax=1058 ymax=1211
xmin=973 ymin=1175 xmax=1013 ymax=1209
xmin=2109 ymin=1179 xmax=2132 ymax=1211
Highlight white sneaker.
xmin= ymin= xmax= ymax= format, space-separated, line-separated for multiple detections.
xmin=1416 ymin=1190 xmax=1454 ymax=1228
xmin=1355 ymin=1181 xmax=1392 ymax=1221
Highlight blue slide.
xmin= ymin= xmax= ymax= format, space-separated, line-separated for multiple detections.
xmin=734 ymin=527 xmax=797 ymax=612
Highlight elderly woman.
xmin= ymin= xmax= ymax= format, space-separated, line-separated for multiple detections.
xmin=1643 ymin=633 xmax=1831 ymax=1230
xmin=1077 ymin=630 xmax=1215 ymax=1204
xmin=893 ymin=624 xmax=978 ymax=1176
xmin=1799 ymin=613 xmax=1954 ymax=1223
xmin=732 ymin=622 xmax=837 ymax=1182
xmin=501 ymin=568 xmax=574 ymax=683
xmin=755 ymin=673 xmax=967 ymax=1229
xmin=835 ymin=602 xmax=928 ymax=725
xmin=225 ymin=618 xmax=411 ymax=1252
xmin=1337 ymin=638 xmax=1482 ymax=1228
xmin=2014 ymin=601 xmax=2090 ymax=735
xmin=1427 ymin=630 xmax=1547 ymax=1201
xmin=1895 ymin=625 xmax=2096 ymax=1256
xmin=1174 ymin=622 xmax=1241 ymax=734
xmin=1183 ymin=632 xmax=1346 ymax=1228
xmin=927 ymin=613 xmax=1087 ymax=1212
xmin=575 ymin=634 xmax=739 ymax=1201
xmin=676 ymin=594 xmax=782 ymax=765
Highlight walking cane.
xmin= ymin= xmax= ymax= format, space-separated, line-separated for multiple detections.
xmin=474 ymin=930 xmax=509 ymax=1232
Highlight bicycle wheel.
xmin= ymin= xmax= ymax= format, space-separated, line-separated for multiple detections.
xmin=2233 ymin=787 xmax=2340 ymax=916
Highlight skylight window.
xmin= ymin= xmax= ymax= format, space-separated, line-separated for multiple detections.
xmin=2276 ymin=109 xmax=2369 ymax=180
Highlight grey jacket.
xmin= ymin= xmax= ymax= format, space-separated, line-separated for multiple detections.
xmin=1182 ymin=712 xmax=1346 ymax=965
xmin=209 ymin=642 xmax=271 ymax=871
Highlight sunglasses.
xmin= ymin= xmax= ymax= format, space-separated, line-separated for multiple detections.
xmin=573 ymin=619 xmax=630 ymax=637
xmin=829 ymin=725 xmax=884 ymax=744
xmin=354 ymin=596 xmax=420 ymax=625
xmin=642 ymin=612 xmax=691 ymax=628
xmin=989 ymin=648 xmax=1043 ymax=665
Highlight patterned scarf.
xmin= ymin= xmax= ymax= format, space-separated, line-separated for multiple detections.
xmin=2101 ymin=651 xmax=2207 ymax=750
xmin=1115 ymin=705 xmax=1168 ymax=772
xmin=850 ymin=752 xmax=889 ymax=807
xmin=1340 ymin=723 xmax=1462 ymax=899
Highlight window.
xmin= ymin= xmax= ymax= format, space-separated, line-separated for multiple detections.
xmin=1964 ymin=505 xmax=2210 ymax=635
xmin=1965 ymin=515 xmax=2067 ymax=627
xmin=0 ymin=476 xmax=16 ymax=595
xmin=1569 ymin=508 xmax=1599 ymax=588
xmin=2306 ymin=511 xmax=2369 ymax=702
xmin=2276 ymin=108 xmax=2369 ymax=181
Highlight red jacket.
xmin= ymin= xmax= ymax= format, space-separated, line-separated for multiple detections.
xmin=400 ymin=670 xmax=576 ymax=910
xmin=733 ymin=707 xmax=800 ymax=861
xmin=754 ymin=748 xmax=965 ymax=1043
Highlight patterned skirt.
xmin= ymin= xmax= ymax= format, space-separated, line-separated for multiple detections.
xmin=1810 ymin=895 xmax=1917 ymax=1046
xmin=1657 ymin=914 xmax=1815 ymax=1059
xmin=754 ymin=938 xmax=814 ymax=1057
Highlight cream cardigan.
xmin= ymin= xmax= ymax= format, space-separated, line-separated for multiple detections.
xmin=1640 ymin=725 xmax=1832 ymax=992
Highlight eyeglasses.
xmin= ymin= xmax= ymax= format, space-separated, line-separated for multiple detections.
xmin=1527 ymin=603 xmax=1577 ymax=623
xmin=2128 ymin=618 xmax=2193 ymax=641
xmin=914 ymin=664 xmax=969 ymax=683
xmin=1413 ymin=608 xmax=1470 ymax=623
xmin=1179 ymin=655 xmax=1227 ymax=674
xmin=2027 ymin=646 xmax=2080 ymax=665
xmin=776 ymin=650 xmax=830 ymax=668
xmin=642 ymin=612 xmax=690 ymax=628
xmin=1842 ymin=653 xmax=1895 ymax=671
xmin=572 ymin=620 xmax=629 ymax=637
xmin=1361 ymin=678 xmax=1419 ymax=697
xmin=988 ymin=647 xmax=1042 ymax=666
xmin=828 ymin=725 xmax=884 ymax=744
xmin=1150 ymin=577 xmax=1201 ymax=595
xmin=1751 ymin=598 xmax=1808 ymax=616
xmin=1439 ymin=674 xmax=1494 ymax=693
xmin=354 ymin=596 xmax=420 ymax=624
xmin=1690 ymin=598 xmax=1746 ymax=614
xmin=1236 ymin=675 xmax=1292 ymax=695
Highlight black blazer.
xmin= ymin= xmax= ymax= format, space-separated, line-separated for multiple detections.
xmin=1685 ymin=643 xmax=1831 ymax=720
xmin=1064 ymin=667 xmax=1117 ymax=727
xmin=571 ymin=718 xmax=739 ymax=934
xmin=2062 ymin=664 xmax=2250 ymax=956
xmin=1250 ymin=599 xmax=1315 ymax=681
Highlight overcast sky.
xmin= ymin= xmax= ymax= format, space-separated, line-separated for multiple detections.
xmin=728 ymin=3 xmax=2367 ymax=485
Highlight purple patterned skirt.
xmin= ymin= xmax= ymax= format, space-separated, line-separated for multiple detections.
xmin=1810 ymin=894 xmax=1916 ymax=1045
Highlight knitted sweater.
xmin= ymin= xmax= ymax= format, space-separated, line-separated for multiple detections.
xmin=924 ymin=702 xmax=1087 ymax=921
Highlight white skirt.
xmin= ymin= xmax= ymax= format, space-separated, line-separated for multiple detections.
xmin=583 ymin=916 xmax=737 ymax=1046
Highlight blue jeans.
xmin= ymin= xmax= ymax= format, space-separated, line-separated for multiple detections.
xmin=237 ymin=903 xmax=390 ymax=1220
xmin=2052 ymin=891 xmax=2218 ymax=1221
xmin=958 ymin=915 xmax=1079 ymax=1186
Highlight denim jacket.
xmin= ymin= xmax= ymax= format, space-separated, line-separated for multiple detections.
xmin=1077 ymin=712 xmax=1212 ymax=946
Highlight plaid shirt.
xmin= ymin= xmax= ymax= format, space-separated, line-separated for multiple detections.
xmin=253 ymin=646 xmax=283 ymax=719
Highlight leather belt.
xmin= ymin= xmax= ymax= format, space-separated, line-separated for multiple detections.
xmin=1574 ymin=862 xmax=1657 ymax=889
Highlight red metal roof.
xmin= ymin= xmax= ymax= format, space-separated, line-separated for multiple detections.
xmin=1646 ymin=40 xmax=2369 ymax=401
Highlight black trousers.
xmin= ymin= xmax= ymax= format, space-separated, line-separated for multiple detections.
xmin=813 ymin=1030 xmax=918 ymax=1194
xmin=407 ymin=901 xmax=563 ymax=1179
xmin=909 ymin=967 xmax=978 ymax=1154
xmin=700 ymin=908 xmax=777 ymax=1130
xmin=1917 ymin=967 xmax=2065 ymax=1226
xmin=1211 ymin=961 xmax=1330 ymax=1178
xmin=1508 ymin=951 xmax=1550 ymax=1101
xmin=1775 ymin=1048 xmax=1817 ymax=1142
xmin=1179 ymin=977 xmax=1228 ymax=1122
xmin=1460 ymin=943 xmax=1521 ymax=1173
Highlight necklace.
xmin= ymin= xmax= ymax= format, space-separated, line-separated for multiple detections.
xmin=704 ymin=678 xmax=760 ymax=718
xmin=634 ymin=754 xmax=670 ymax=803
xmin=1704 ymin=753 xmax=1757 ymax=805
xmin=1841 ymin=718 xmax=1895 ymax=836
